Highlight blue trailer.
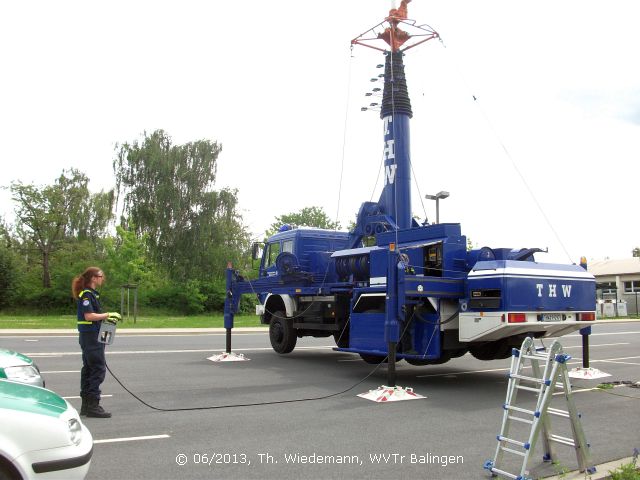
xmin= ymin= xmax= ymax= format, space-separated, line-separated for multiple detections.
xmin=222 ymin=3 xmax=596 ymax=375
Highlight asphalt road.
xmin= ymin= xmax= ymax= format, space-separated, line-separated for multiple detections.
xmin=1 ymin=322 xmax=639 ymax=480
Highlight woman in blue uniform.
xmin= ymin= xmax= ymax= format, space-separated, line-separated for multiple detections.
xmin=72 ymin=267 xmax=118 ymax=418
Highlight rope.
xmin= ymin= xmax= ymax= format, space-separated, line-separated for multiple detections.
xmin=334 ymin=45 xmax=354 ymax=228
xmin=435 ymin=38 xmax=574 ymax=264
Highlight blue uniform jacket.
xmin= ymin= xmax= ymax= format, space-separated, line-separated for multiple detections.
xmin=77 ymin=289 xmax=102 ymax=332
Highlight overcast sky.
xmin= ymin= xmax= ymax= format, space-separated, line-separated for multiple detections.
xmin=1 ymin=0 xmax=638 ymax=265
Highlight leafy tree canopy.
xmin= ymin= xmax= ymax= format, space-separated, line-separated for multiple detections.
xmin=266 ymin=206 xmax=340 ymax=238
xmin=113 ymin=130 xmax=249 ymax=281
xmin=10 ymin=168 xmax=113 ymax=288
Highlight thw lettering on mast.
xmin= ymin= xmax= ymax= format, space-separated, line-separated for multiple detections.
xmin=383 ymin=115 xmax=396 ymax=186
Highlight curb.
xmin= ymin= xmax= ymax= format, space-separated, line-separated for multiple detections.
xmin=542 ymin=456 xmax=635 ymax=480
xmin=0 ymin=327 xmax=269 ymax=336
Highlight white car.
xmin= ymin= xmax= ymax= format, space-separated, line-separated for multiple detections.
xmin=0 ymin=379 xmax=93 ymax=480
xmin=0 ymin=348 xmax=45 ymax=388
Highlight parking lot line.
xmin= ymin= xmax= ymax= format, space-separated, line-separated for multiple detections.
xmin=26 ymin=345 xmax=336 ymax=356
xmin=93 ymin=434 xmax=170 ymax=444
xmin=563 ymin=342 xmax=630 ymax=349
xmin=596 ymin=359 xmax=640 ymax=366
xmin=63 ymin=394 xmax=113 ymax=400
xmin=41 ymin=370 xmax=80 ymax=373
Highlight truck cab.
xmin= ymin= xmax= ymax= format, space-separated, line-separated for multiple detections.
xmin=258 ymin=226 xmax=350 ymax=280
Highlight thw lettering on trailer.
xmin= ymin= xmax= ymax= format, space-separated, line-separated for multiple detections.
xmin=536 ymin=284 xmax=572 ymax=298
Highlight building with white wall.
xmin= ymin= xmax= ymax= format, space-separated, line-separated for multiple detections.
xmin=589 ymin=257 xmax=640 ymax=315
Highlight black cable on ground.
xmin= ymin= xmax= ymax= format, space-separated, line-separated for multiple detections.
xmin=105 ymin=352 xmax=390 ymax=413
xmin=105 ymin=309 xmax=423 ymax=412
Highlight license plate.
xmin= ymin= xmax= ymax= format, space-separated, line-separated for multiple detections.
xmin=542 ymin=313 xmax=563 ymax=322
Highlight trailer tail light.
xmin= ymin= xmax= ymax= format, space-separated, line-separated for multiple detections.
xmin=508 ymin=313 xmax=526 ymax=323
xmin=579 ymin=312 xmax=595 ymax=321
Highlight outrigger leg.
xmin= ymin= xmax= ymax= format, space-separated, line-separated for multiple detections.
xmin=358 ymin=249 xmax=425 ymax=402
xmin=208 ymin=263 xmax=249 ymax=362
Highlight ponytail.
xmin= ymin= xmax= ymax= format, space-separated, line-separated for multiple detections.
xmin=71 ymin=267 xmax=102 ymax=298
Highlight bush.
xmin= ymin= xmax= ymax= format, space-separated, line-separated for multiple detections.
xmin=19 ymin=289 xmax=75 ymax=314
xmin=147 ymin=280 xmax=206 ymax=315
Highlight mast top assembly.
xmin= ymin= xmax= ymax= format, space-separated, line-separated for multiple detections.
xmin=351 ymin=0 xmax=439 ymax=53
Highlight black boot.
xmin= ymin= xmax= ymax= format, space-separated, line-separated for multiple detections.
xmin=86 ymin=397 xmax=112 ymax=418
xmin=80 ymin=394 xmax=88 ymax=416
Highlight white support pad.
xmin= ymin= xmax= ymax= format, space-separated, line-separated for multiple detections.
xmin=568 ymin=367 xmax=611 ymax=379
xmin=357 ymin=385 xmax=426 ymax=402
xmin=207 ymin=352 xmax=250 ymax=362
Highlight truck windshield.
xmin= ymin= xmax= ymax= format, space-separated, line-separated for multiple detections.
xmin=266 ymin=242 xmax=281 ymax=268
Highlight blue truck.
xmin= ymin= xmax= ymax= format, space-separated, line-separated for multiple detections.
xmin=222 ymin=5 xmax=596 ymax=371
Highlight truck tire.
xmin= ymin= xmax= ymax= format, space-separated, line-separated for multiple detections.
xmin=469 ymin=341 xmax=511 ymax=360
xmin=405 ymin=354 xmax=451 ymax=366
xmin=359 ymin=353 xmax=388 ymax=364
xmin=269 ymin=312 xmax=297 ymax=354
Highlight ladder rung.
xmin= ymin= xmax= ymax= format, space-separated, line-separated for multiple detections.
xmin=521 ymin=353 xmax=549 ymax=361
xmin=499 ymin=446 xmax=527 ymax=457
xmin=490 ymin=467 xmax=519 ymax=479
xmin=547 ymin=407 xmax=570 ymax=418
xmin=498 ymin=436 xmax=530 ymax=449
xmin=504 ymin=404 xmax=538 ymax=417
xmin=508 ymin=415 xmax=533 ymax=425
xmin=549 ymin=434 xmax=576 ymax=447
xmin=516 ymin=384 xmax=541 ymax=393
xmin=510 ymin=373 xmax=550 ymax=385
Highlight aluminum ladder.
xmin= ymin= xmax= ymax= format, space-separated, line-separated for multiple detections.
xmin=484 ymin=337 xmax=596 ymax=480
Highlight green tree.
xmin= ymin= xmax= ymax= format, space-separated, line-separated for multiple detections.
xmin=266 ymin=206 xmax=340 ymax=238
xmin=104 ymin=225 xmax=155 ymax=286
xmin=113 ymin=130 xmax=249 ymax=281
xmin=10 ymin=169 xmax=113 ymax=288
xmin=0 ymin=221 xmax=21 ymax=309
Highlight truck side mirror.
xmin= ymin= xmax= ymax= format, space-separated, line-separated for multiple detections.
xmin=252 ymin=242 xmax=263 ymax=260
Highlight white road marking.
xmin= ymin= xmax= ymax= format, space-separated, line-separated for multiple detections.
xmin=596 ymin=359 xmax=640 ymax=366
xmin=416 ymin=366 xmax=510 ymax=378
xmin=26 ymin=346 xmax=335 ymax=356
xmin=416 ymin=355 xmax=640 ymax=380
xmin=63 ymin=394 xmax=113 ymax=399
xmin=25 ymin=355 xmax=63 ymax=358
xmin=553 ymin=384 xmax=631 ymax=396
xmin=94 ymin=434 xmax=170 ymax=444
xmin=563 ymin=342 xmax=630 ymax=349
xmin=566 ymin=331 xmax=640 ymax=337
xmin=41 ymin=370 xmax=80 ymax=374
xmin=592 ymin=355 xmax=640 ymax=362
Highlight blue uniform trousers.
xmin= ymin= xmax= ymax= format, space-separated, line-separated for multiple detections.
xmin=79 ymin=329 xmax=106 ymax=399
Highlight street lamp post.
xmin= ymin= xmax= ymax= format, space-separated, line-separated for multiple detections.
xmin=424 ymin=191 xmax=450 ymax=224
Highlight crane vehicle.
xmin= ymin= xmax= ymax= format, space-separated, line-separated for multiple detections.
xmin=222 ymin=1 xmax=596 ymax=378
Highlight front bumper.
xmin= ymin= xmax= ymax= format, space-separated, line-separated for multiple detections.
xmin=13 ymin=422 xmax=93 ymax=480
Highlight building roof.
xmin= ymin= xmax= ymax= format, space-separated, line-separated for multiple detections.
xmin=589 ymin=257 xmax=640 ymax=276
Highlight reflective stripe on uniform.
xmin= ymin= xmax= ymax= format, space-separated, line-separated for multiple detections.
xmin=78 ymin=289 xmax=97 ymax=325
